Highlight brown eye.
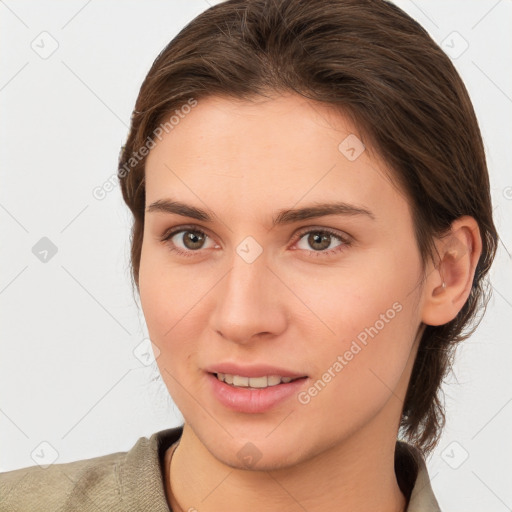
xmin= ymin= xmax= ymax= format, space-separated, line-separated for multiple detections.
xmin=180 ymin=230 xmax=206 ymax=250
xmin=294 ymin=228 xmax=349 ymax=256
xmin=307 ymin=232 xmax=332 ymax=251
xmin=162 ymin=227 xmax=217 ymax=256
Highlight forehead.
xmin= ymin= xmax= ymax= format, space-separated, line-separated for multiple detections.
xmin=144 ymin=94 xmax=409 ymax=226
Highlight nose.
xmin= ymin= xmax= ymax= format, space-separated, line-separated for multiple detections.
xmin=209 ymin=249 xmax=288 ymax=345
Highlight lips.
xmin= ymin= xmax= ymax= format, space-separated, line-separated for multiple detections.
xmin=215 ymin=373 xmax=301 ymax=388
xmin=205 ymin=363 xmax=306 ymax=380
xmin=205 ymin=363 xmax=309 ymax=413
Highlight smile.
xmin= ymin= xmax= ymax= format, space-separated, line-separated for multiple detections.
xmin=215 ymin=373 xmax=301 ymax=388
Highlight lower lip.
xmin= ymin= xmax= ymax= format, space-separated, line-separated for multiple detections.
xmin=207 ymin=373 xmax=308 ymax=414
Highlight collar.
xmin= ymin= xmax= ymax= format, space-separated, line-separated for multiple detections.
xmin=120 ymin=427 xmax=440 ymax=511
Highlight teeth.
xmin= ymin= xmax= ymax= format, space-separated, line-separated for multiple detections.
xmin=232 ymin=375 xmax=249 ymax=387
xmin=249 ymin=376 xmax=268 ymax=388
xmin=267 ymin=375 xmax=282 ymax=386
xmin=215 ymin=373 xmax=298 ymax=388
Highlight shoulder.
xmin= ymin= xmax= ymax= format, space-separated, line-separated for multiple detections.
xmin=0 ymin=427 xmax=182 ymax=512
xmin=0 ymin=450 xmax=124 ymax=512
xmin=395 ymin=440 xmax=441 ymax=512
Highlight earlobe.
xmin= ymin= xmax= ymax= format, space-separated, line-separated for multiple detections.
xmin=421 ymin=216 xmax=482 ymax=326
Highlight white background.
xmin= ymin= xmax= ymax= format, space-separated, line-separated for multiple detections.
xmin=1 ymin=1 xmax=511 ymax=510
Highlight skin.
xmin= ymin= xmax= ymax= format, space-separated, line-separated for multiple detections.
xmin=139 ymin=94 xmax=481 ymax=512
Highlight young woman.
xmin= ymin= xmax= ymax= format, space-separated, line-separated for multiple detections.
xmin=0 ymin=0 xmax=498 ymax=511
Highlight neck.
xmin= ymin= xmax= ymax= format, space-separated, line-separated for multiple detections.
xmin=167 ymin=420 xmax=407 ymax=512
xmin=165 ymin=327 xmax=422 ymax=512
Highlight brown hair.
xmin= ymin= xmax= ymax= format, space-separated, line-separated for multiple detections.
xmin=118 ymin=0 xmax=497 ymax=456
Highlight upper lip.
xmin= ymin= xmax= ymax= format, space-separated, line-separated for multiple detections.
xmin=205 ymin=363 xmax=307 ymax=379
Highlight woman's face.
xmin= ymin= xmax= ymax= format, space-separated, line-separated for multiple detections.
xmin=139 ymin=94 xmax=427 ymax=469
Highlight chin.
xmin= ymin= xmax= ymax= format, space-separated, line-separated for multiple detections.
xmin=216 ymin=441 xmax=308 ymax=472
xmin=192 ymin=422 xmax=314 ymax=471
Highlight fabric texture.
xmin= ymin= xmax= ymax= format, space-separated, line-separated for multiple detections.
xmin=0 ymin=427 xmax=441 ymax=511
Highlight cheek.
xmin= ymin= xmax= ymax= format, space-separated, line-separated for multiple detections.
xmin=139 ymin=265 xmax=199 ymax=407
xmin=138 ymin=243 xmax=214 ymax=384
xmin=138 ymin=250 xmax=168 ymax=340
xmin=139 ymin=240 xmax=201 ymax=337
xmin=295 ymin=247 xmax=423 ymax=420
xmin=289 ymin=238 xmax=422 ymax=346
xmin=139 ymin=243 xmax=182 ymax=361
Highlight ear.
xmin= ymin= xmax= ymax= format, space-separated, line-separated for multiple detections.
xmin=421 ymin=216 xmax=482 ymax=326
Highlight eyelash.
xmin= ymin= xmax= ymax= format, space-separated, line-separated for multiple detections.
xmin=160 ymin=225 xmax=351 ymax=259
xmin=292 ymin=227 xmax=351 ymax=257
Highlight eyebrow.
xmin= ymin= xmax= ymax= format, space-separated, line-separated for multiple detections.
xmin=146 ymin=199 xmax=375 ymax=225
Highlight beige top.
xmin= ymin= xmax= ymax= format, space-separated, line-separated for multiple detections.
xmin=0 ymin=427 xmax=441 ymax=511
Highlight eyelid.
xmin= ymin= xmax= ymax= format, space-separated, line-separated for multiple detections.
xmin=292 ymin=225 xmax=351 ymax=243
xmin=160 ymin=224 xmax=219 ymax=252
xmin=160 ymin=224 xmax=213 ymax=242
xmin=289 ymin=226 xmax=352 ymax=256
xmin=160 ymin=224 xmax=351 ymax=241
xmin=160 ymin=224 xmax=352 ymax=256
